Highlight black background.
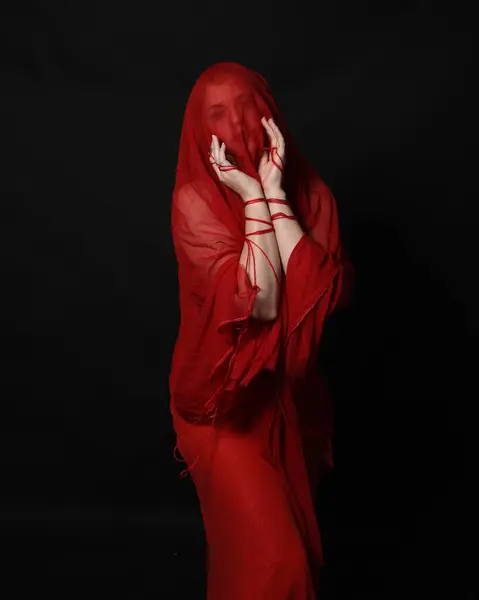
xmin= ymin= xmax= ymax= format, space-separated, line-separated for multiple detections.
xmin=1 ymin=1 xmax=476 ymax=598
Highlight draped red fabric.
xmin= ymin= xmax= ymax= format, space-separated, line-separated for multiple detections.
xmin=169 ymin=62 xmax=353 ymax=599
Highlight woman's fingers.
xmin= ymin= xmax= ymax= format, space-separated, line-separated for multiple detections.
xmin=262 ymin=117 xmax=283 ymax=144
xmin=220 ymin=142 xmax=226 ymax=164
xmin=274 ymin=123 xmax=284 ymax=146
xmin=209 ymin=135 xmax=216 ymax=160
xmin=210 ymin=135 xmax=229 ymax=164
xmin=263 ymin=117 xmax=286 ymax=163
xmin=209 ymin=135 xmax=234 ymax=180
xmin=269 ymin=119 xmax=285 ymax=153
xmin=259 ymin=149 xmax=268 ymax=168
xmin=213 ymin=134 xmax=220 ymax=159
xmin=209 ymin=135 xmax=221 ymax=178
xmin=261 ymin=116 xmax=277 ymax=148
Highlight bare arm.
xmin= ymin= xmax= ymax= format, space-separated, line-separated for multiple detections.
xmin=265 ymin=191 xmax=304 ymax=273
xmin=209 ymin=134 xmax=280 ymax=322
xmin=239 ymin=190 xmax=281 ymax=321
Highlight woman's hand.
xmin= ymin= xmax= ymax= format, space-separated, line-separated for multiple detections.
xmin=209 ymin=135 xmax=263 ymax=202
xmin=258 ymin=117 xmax=286 ymax=197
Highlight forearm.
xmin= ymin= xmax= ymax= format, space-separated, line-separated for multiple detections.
xmin=265 ymin=190 xmax=305 ymax=273
xmin=239 ymin=194 xmax=281 ymax=320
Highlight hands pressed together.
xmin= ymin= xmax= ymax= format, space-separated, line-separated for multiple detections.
xmin=208 ymin=117 xmax=285 ymax=202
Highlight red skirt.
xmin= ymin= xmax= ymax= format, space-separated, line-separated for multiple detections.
xmin=170 ymin=373 xmax=332 ymax=599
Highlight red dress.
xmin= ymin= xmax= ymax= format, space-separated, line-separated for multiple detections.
xmin=169 ymin=62 xmax=353 ymax=599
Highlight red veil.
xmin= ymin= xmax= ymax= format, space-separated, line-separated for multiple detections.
xmin=170 ymin=62 xmax=353 ymax=596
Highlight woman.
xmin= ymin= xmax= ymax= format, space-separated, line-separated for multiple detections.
xmin=169 ymin=62 xmax=353 ymax=599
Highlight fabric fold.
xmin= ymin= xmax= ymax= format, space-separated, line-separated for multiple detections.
xmin=170 ymin=183 xmax=281 ymax=424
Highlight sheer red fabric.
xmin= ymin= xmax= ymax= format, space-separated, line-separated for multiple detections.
xmin=170 ymin=62 xmax=353 ymax=599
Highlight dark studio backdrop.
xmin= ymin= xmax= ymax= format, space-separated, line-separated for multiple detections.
xmin=1 ymin=1 xmax=476 ymax=598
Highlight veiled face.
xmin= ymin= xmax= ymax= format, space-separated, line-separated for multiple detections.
xmin=203 ymin=76 xmax=263 ymax=165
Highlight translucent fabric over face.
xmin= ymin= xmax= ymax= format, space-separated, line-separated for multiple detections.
xmin=203 ymin=75 xmax=264 ymax=171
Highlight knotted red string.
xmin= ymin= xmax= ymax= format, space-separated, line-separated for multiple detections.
xmin=243 ymin=198 xmax=279 ymax=285
xmin=242 ymin=197 xmax=298 ymax=287
xmin=267 ymin=198 xmax=298 ymax=222
xmin=208 ymin=152 xmax=239 ymax=172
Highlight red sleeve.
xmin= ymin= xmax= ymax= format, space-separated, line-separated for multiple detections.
xmin=284 ymin=234 xmax=340 ymax=379
xmin=305 ymin=180 xmax=354 ymax=310
xmin=283 ymin=182 xmax=353 ymax=379
xmin=170 ymin=184 xmax=281 ymax=420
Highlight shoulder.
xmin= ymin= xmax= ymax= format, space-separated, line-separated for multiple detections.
xmin=172 ymin=181 xmax=228 ymax=240
xmin=173 ymin=182 xmax=200 ymax=207
xmin=173 ymin=181 xmax=215 ymax=215
xmin=307 ymin=175 xmax=333 ymax=200
xmin=308 ymin=178 xmax=337 ymax=217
